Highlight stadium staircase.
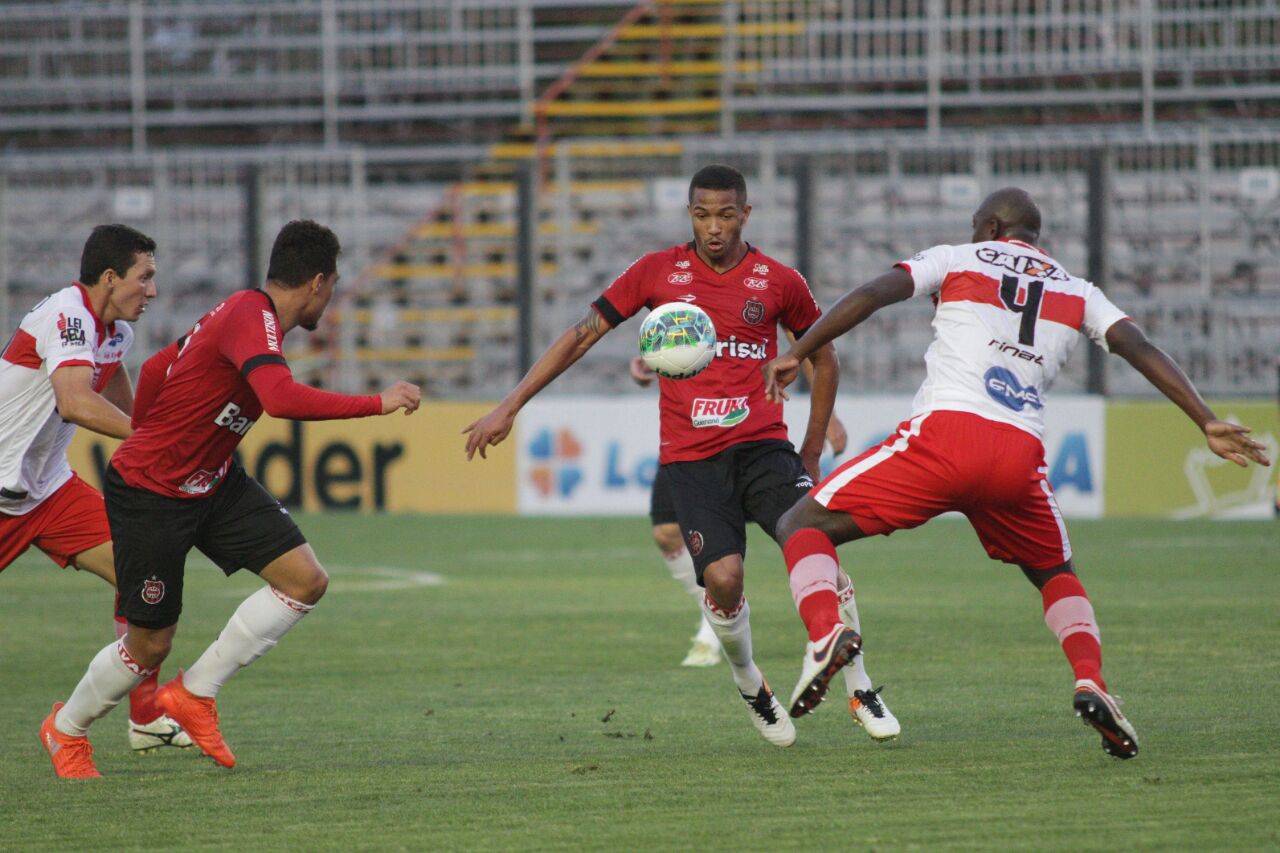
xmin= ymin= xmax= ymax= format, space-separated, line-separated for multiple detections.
xmin=330 ymin=0 xmax=796 ymax=395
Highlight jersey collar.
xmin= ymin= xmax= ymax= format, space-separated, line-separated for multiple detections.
xmin=684 ymin=241 xmax=757 ymax=278
xmin=999 ymin=238 xmax=1044 ymax=253
xmin=72 ymin=281 xmax=111 ymax=344
xmin=253 ymin=287 xmax=281 ymax=319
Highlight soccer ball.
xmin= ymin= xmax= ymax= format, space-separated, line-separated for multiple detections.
xmin=638 ymin=302 xmax=717 ymax=379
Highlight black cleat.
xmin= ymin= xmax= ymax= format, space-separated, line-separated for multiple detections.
xmin=1073 ymin=679 xmax=1139 ymax=759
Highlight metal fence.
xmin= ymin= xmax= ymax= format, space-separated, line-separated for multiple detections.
xmin=3 ymin=125 xmax=1277 ymax=399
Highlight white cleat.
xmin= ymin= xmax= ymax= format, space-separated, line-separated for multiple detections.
xmin=681 ymin=637 xmax=722 ymax=667
xmin=849 ymin=686 xmax=901 ymax=741
xmin=129 ymin=715 xmax=194 ymax=753
xmin=789 ymin=623 xmax=863 ymax=718
xmin=739 ymin=681 xmax=796 ymax=747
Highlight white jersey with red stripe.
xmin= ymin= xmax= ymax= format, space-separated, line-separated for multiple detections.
xmin=0 ymin=283 xmax=132 ymax=515
xmin=896 ymin=238 xmax=1127 ymax=437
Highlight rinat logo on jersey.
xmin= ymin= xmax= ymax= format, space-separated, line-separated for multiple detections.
xmin=715 ymin=335 xmax=768 ymax=360
xmin=984 ymin=367 xmax=1044 ymax=411
xmin=668 ymin=272 xmax=693 ymax=284
xmin=975 ymin=247 xmax=1069 ymax=281
xmin=988 ymin=338 xmax=1044 ymax=364
xmin=214 ymin=401 xmax=256 ymax=436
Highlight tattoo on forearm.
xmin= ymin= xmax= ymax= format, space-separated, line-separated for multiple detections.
xmin=572 ymin=309 xmax=604 ymax=344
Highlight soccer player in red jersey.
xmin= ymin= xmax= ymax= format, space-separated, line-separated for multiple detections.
xmin=466 ymin=165 xmax=897 ymax=746
xmin=41 ymin=220 xmax=421 ymax=778
xmin=766 ymin=187 xmax=1271 ymax=758
xmin=2 ymin=224 xmax=193 ymax=754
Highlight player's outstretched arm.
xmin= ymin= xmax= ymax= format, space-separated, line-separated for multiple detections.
xmin=765 ymin=268 xmax=913 ymax=403
xmin=782 ymin=328 xmax=847 ymax=455
xmin=464 ymin=306 xmax=610 ymax=460
xmin=247 ymin=363 xmax=404 ymax=422
xmin=1107 ymin=318 xmax=1271 ymax=468
xmin=49 ymin=364 xmax=133 ymax=439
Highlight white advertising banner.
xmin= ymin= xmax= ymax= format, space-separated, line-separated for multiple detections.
xmin=516 ymin=394 xmax=1105 ymax=518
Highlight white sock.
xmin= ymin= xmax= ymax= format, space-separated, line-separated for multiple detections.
xmin=662 ymin=545 xmax=703 ymax=601
xmin=694 ymin=613 xmax=720 ymax=647
xmin=701 ymin=595 xmax=763 ymax=694
xmin=56 ymin=640 xmax=151 ymax=737
xmin=662 ymin=547 xmax=721 ymax=647
xmin=837 ymin=572 xmax=874 ymax=694
xmin=183 ymin=587 xmax=314 ymax=699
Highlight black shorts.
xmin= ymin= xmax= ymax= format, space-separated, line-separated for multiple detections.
xmin=661 ymin=439 xmax=813 ymax=584
xmin=649 ymin=465 xmax=678 ymax=526
xmin=106 ymin=461 xmax=308 ymax=629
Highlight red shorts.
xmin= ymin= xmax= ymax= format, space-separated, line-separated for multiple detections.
xmin=0 ymin=474 xmax=112 ymax=571
xmin=812 ymin=410 xmax=1072 ymax=569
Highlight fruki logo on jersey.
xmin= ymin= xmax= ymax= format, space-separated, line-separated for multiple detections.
xmin=692 ymin=397 xmax=750 ymax=428
xmin=984 ymin=367 xmax=1044 ymax=411
xmin=528 ymin=427 xmax=583 ymax=498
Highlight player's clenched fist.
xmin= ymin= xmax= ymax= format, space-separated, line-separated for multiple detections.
xmin=380 ymin=380 xmax=421 ymax=415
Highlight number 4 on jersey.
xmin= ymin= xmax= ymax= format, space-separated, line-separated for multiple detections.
xmin=999 ymin=274 xmax=1044 ymax=346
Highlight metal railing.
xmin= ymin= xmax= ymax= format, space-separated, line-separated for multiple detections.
xmin=3 ymin=1 xmax=1278 ymax=149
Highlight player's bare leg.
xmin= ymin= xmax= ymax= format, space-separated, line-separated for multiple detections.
xmin=67 ymin=545 xmax=193 ymax=753
xmin=702 ymin=554 xmax=794 ymax=746
xmin=652 ymin=522 xmax=721 ymax=667
xmin=155 ymin=544 xmax=327 ymax=768
xmin=1023 ymin=563 xmax=1138 ymax=759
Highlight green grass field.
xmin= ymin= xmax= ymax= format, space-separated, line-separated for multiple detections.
xmin=3 ymin=516 xmax=1278 ymax=851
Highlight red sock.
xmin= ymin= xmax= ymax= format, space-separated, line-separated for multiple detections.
xmin=782 ymin=528 xmax=842 ymax=642
xmin=1040 ymin=573 xmax=1105 ymax=690
xmin=116 ymin=601 xmax=163 ymax=724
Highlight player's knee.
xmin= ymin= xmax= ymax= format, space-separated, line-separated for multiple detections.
xmin=298 ymin=566 xmax=329 ymax=605
xmin=702 ymin=560 xmax=744 ymax=609
xmin=126 ymin=629 xmax=173 ymax=670
xmin=652 ymin=523 xmax=683 ymax=556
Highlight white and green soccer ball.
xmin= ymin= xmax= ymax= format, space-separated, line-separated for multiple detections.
xmin=638 ymin=302 xmax=717 ymax=379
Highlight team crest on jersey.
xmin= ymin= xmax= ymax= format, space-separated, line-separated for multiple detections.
xmin=742 ymin=298 xmax=766 ymax=325
xmin=752 ymin=263 xmax=769 ymax=275
xmin=141 ymin=578 xmax=165 ymax=605
xmin=675 ymin=260 xmax=691 ymax=269
xmin=687 ymin=530 xmax=704 ymax=556
xmin=180 ymin=469 xmax=221 ymax=495
xmin=743 ymin=277 xmax=769 ymax=290
xmin=57 ymin=313 xmax=86 ymax=347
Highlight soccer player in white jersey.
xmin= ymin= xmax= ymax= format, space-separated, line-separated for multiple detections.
xmin=764 ymin=187 xmax=1270 ymax=758
xmin=1 ymin=224 xmax=192 ymax=756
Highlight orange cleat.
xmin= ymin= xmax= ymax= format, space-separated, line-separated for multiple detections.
xmin=40 ymin=702 xmax=101 ymax=779
xmin=154 ymin=671 xmax=236 ymax=768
